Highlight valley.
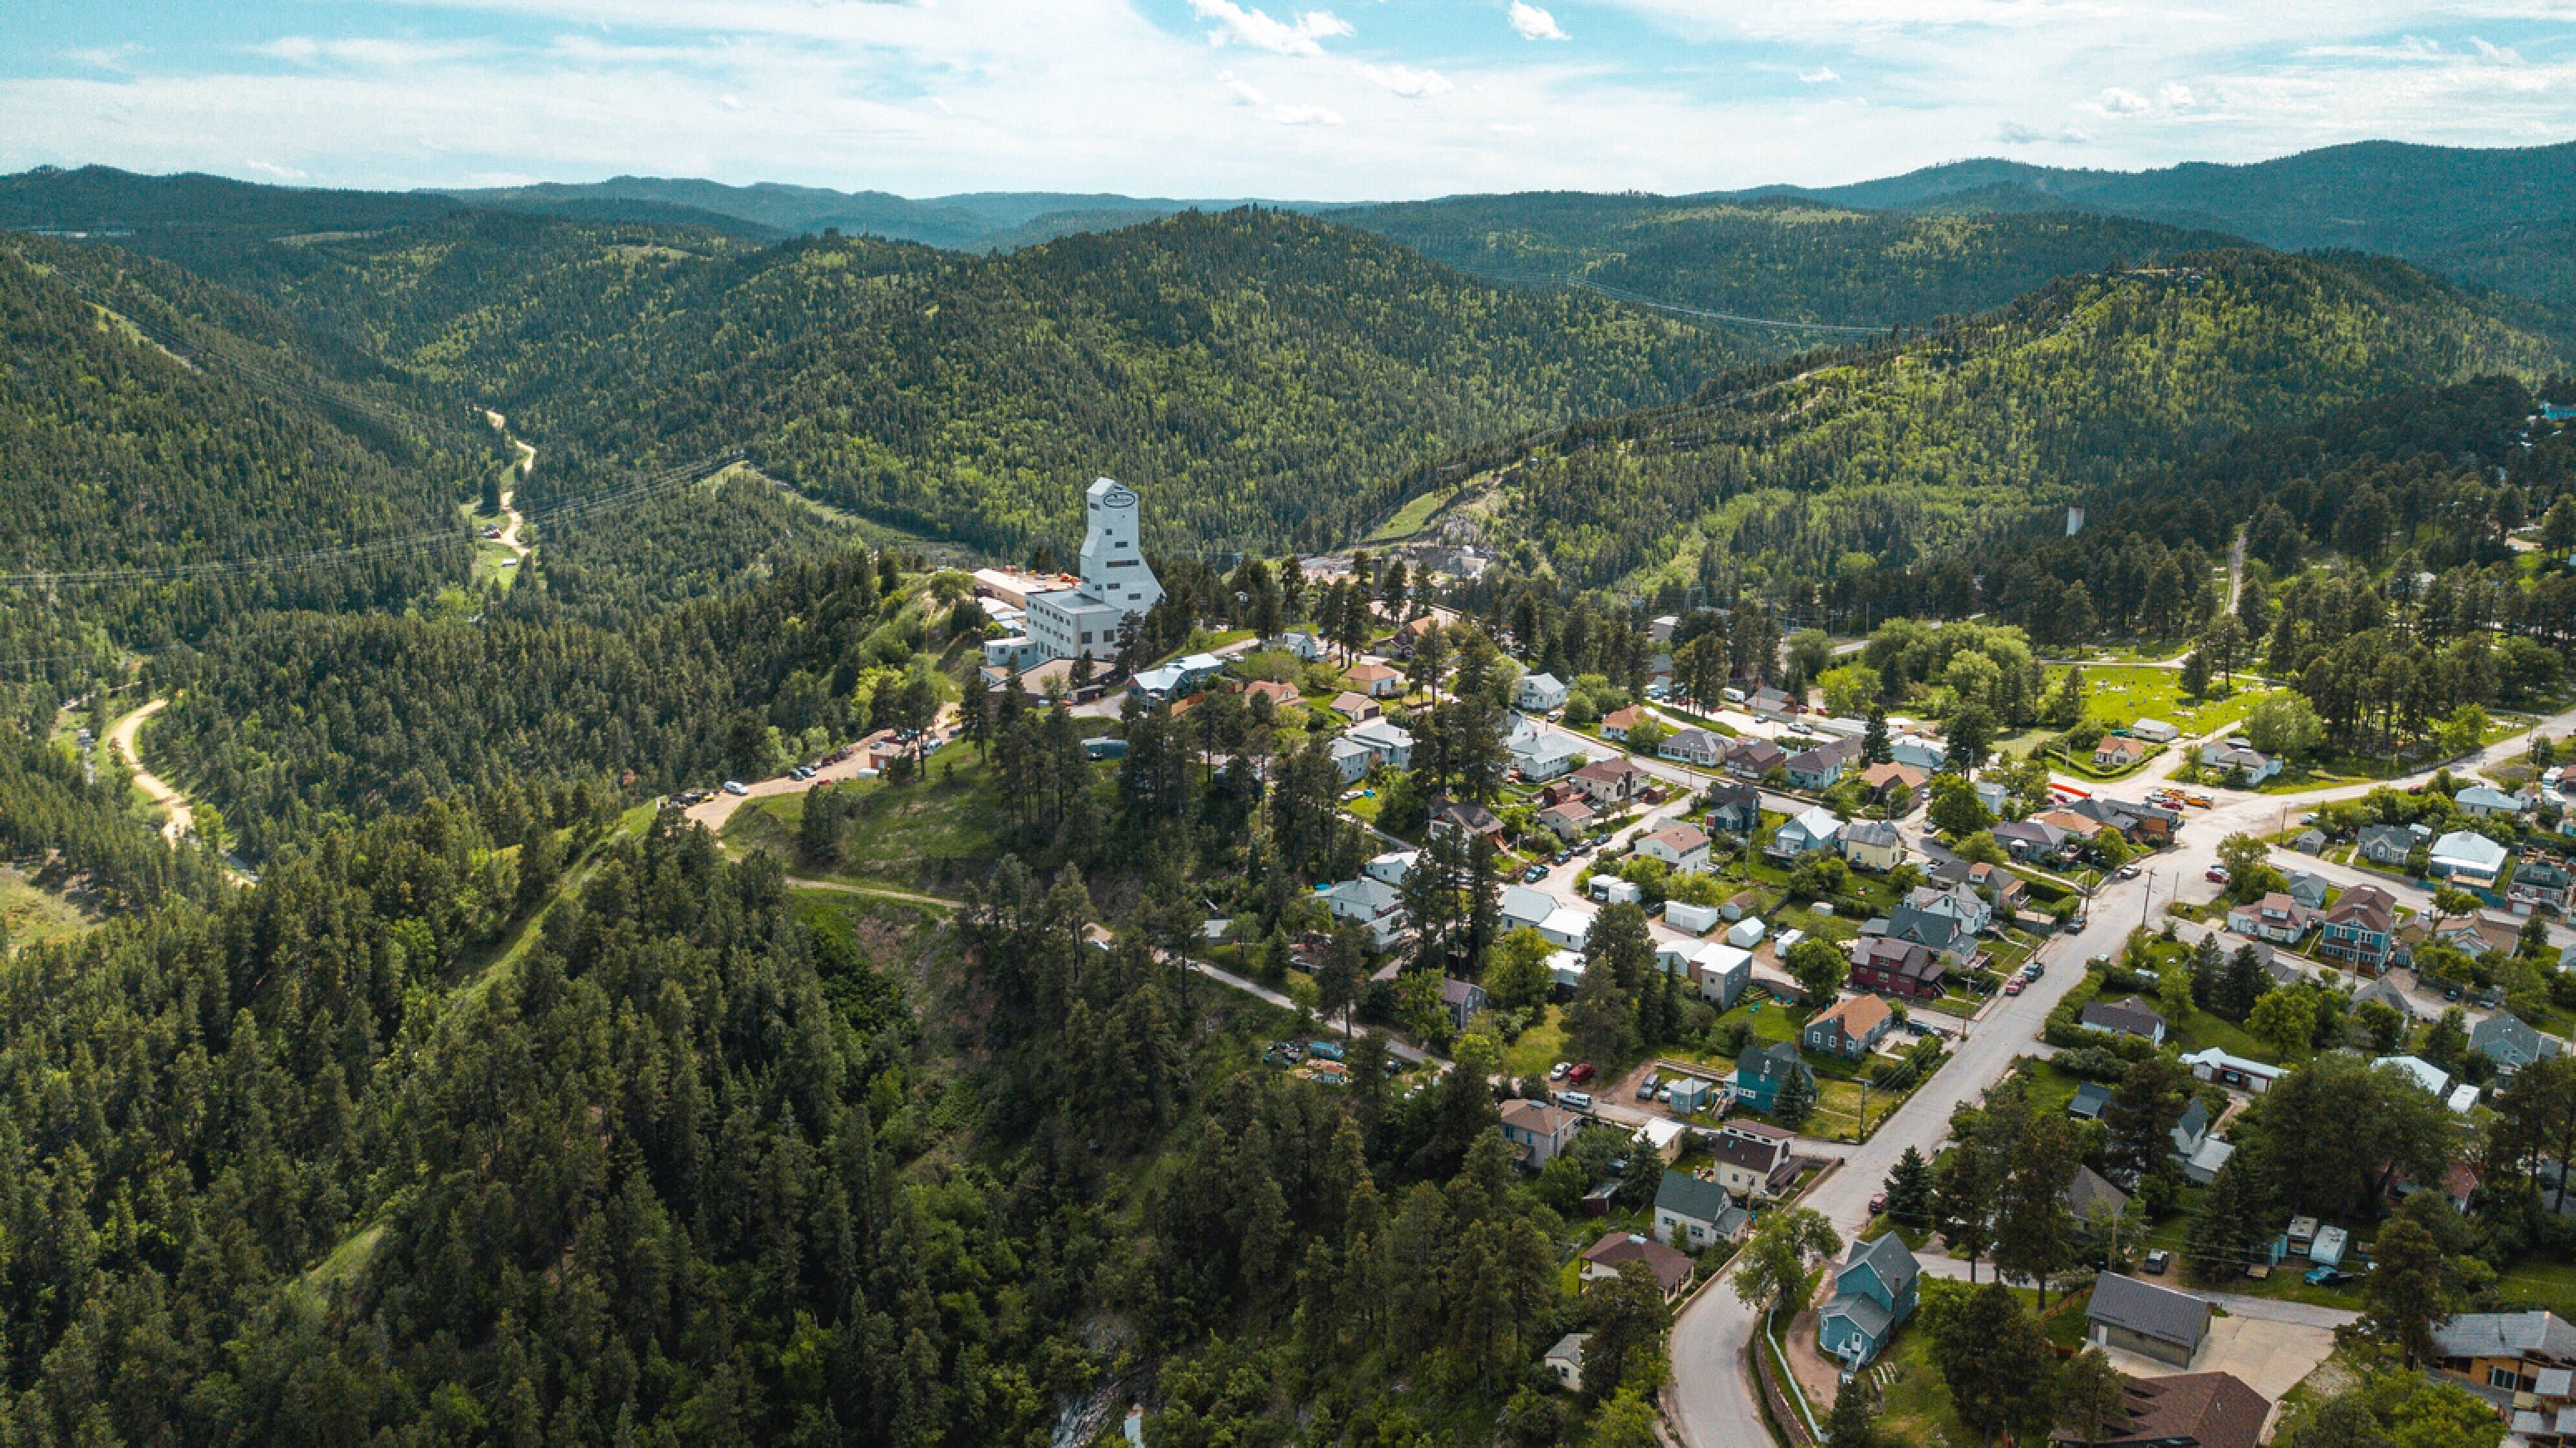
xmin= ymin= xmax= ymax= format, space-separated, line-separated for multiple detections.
xmin=0 ymin=148 xmax=2570 ymax=1448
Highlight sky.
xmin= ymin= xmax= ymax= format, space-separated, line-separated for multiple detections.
xmin=3 ymin=0 xmax=2574 ymax=199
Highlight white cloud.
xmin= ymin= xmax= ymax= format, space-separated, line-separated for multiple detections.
xmin=1798 ymin=66 xmax=1841 ymax=83
xmin=1993 ymin=121 xmax=2091 ymax=145
xmin=1508 ymin=2 xmax=1570 ymax=41
xmin=1268 ymin=104 xmax=1345 ymax=125
xmin=1186 ymin=0 xmax=1353 ymax=57
xmin=1359 ymin=62 xmax=1454 ymax=97
xmin=1218 ymin=69 xmax=1269 ymax=106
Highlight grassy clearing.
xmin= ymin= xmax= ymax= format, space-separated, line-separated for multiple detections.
xmin=1498 ymin=1006 xmax=1568 ymax=1079
xmin=1366 ymin=485 xmax=1462 ymax=542
xmin=2056 ymin=663 xmax=2283 ymax=738
xmin=729 ymin=748 xmax=1015 ymax=888
xmin=0 ymin=866 xmax=101 ymax=953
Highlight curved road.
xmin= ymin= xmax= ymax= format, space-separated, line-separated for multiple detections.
xmin=1664 ymin=699 xmax=2576 ymax=1448
xmin=105 ymin=698 xmax=193 ymax=843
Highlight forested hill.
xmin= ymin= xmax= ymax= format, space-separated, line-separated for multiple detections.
xmin=1339 ymin=195 xmax=2238 ymax=329
xmin=0 ymin=239 xmax=495 ymax=699
xmin=1418 ymin=249 xmax=2564 ymax=588
xmin=229 ymin=206 xmax=1738 ymax=560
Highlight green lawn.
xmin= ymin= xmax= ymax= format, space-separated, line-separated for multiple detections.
xmin=2494 ymin=1255 xmax=2576 ymax=1322
xmin=2053 ymin=663 xmax=2284 ymax=738
xmin=727 ymin=748 xmax=1017 ymax=886
xmin=1499 ymin=1006 xmax=1569 ymax=1080
xmin=1365 ymin=484 xmax=1460 ymax=541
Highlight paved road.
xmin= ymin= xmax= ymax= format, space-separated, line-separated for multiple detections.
xmin=1664 ymin=697 xmax=2576 ymax=1448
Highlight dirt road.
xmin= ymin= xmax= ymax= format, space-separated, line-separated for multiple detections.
xmin=105 ymin=698 xmax=193 ymax=843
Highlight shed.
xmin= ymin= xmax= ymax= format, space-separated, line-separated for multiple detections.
xmin=1726 ymin=917 xmax=1768 ymax=948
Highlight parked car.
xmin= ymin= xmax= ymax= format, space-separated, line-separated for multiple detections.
xmin=1307 ymin=1040 xmax=1345 ymax=1062
xmin=722 ymin=780 xmax=750 ymax=796
xmin=1556 ymin=1090 xmax=1594 ymax=1111
xmin=2143 ymin=1249 xmax=2170 ymax=1276
xmin=2116 ymin=864 xmax=2141 ymax=879
xmin=2205 ymin=866 xmax=2229 ymax=884
xmin=1637 ymin=1076 xmax=1660 ymax=1101
xmin=2025 ymin=960 xmax=2045 ymax=978
xmin=1656 ymin=1083 xmax=1674 ymax=1103
xmin=1522 ymin=864 xmax=1550 ymax=883
xmin=2303 ymin=1266 xmax=2355 ymax=1287
xmin=1868 ymin=1192 xmax=1888 ymax=1214
xmin=1549 ymin=1061 xmax=1571 ymax=1081
xmin=2003 ymin=978 xmax=2027 ymax=996
xmin=1568 ymin=1062 xmax=1597 ymax=1085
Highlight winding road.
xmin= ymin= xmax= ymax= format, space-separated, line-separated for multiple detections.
xmin=105 ymin=697 xmax=192 ymax=843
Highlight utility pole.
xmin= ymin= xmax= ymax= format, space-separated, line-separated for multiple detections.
xmin=2140 ymin=871 xmax=2156 ymax=928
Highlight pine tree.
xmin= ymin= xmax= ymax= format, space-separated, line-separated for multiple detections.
xmin=1883 ymin=1146 xmax=1934 ymax=1226
xmin=2185 ymin=1155 xmax=2270 ymax=1285
xmin=1862 ymin=705 xmax=1890 ymax=766
xmin=1773 ymin=1064 xmax=1817 ymax=1130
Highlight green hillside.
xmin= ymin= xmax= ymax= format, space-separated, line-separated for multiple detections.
xmin=230 ymin=206 xmax=1738 ymax=559
xmin=1434 ymin=249 xmax=2564 ymax=587
xmin=1340 ymin=193 xmax=2237 ymax=331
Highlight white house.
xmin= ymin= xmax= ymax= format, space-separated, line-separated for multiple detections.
xmin=1516 ymin=672 xmax=1570 ymax=713
xmin=2456 ymin=786 xmax=2529 ymax=818
xmin=1638 ymin=824 xmax=1714 ymax=874
xmin=1889 ymin=733 xmax=1948 ymax=771
xmin=1538 ymin=905 xmax=1597 ymax=950
xmin=2197 ymin=741 xmax=2280 ymax=784
xmin=1501 ymin=885 xmax=1556 ymax=935
xmin=2180 ymin=1047 xmax=2286 ymax=1094
xmin=2375 ymin=1055 xmax=2452 ymax=1097
xmin=2429 ymin=830 xmax=2511 ymax=886
xmin=1329 ymin=738 xmax=1375 ymax=785
xmin=1772 ymin=805 xmax=1846 ymax=857
xmin=1268 ymin=631 xmax=1324 ymax=662
xmin=1512 ymin=731 xmax=1588 ymax=782
xmin=1320 ymin=877 xmax=1408 ymax=947
xmin=1666 ymin=899 xmax=1724 ymax=935
xmin=1345 ymin=719 xmax=1415 ymax=771
xmin=1364 ymin=850 xmax=1418 ymax=888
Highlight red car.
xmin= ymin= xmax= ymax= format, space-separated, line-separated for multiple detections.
xmin=2205 ymin=866 xmax=2229 ymax=884
xmin=2004 ymin=978 xmax=2027 ymax=996
xmin=1568 ymin=1062 xmax=1597 ymax=1086
xmin=1868 ymin=1192 xmax=1889 ymax=1214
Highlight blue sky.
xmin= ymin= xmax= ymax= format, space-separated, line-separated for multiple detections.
xmin=4 ymin=0 xmax=2574 ymax=198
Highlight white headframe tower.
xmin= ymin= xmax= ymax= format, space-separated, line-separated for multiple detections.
xmin=1079 ymin=477 xmax=1162 ymax=613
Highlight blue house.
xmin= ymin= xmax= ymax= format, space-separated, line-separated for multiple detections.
xmin=1818 ymin=1235 xmax=1921 ymax=1368
xmin=1733 ymin=1041 xmax=1811 ymax=1114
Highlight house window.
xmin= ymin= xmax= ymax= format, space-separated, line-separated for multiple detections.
xmin=2489 ymin=1367 xmax=2525 ymax=1391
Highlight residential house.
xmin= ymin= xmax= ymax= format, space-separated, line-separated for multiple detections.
xmin=2318 ymin=884 xmax=2399 ymax=971
xmin=1708 ymin=1120 xmax=1798 ymax=1199
xmin=2357 ymin=823 xmax=2419 ymax=866
xmin=2279 ymin=869 xmax=2332 ymax=909
xmin=1749 ymin=686 xmax=1799 ymax=722
xmin=1849 ymin=936 xmax=1948 ymax=1000
xmin=2292 ymin=827 xmax=2328 ymax=854
xmin=2033 ymin=807 xmax=2115 ymax=846
xmin=1539 ymin=799 xmax=1595 ymax=841
xmin=1841 ymin=820 xmax=1906 ymax=872
xmin=1512 ymin=731 xmax=1588 ymax=782
xmin=2355 ymin=973 xmax=2423 ymax=1021
xmin=2457 ymin=785 xmax=2531 ymax=818
xmin=1268 ymin=630 xmax=1324 ymax=662
xmin=1331 ymin=690 xmax=1381 ymax=722
xmin=1638 ymin=824 xmax=1714 ymax=874
xmin=1805 ymin=995 xmax=1897 ymax=1059
xmin=2429 ymin=830 xmax=2513 ymax=893
xmin=1516 ymin=672 xmax=1570 ymax=713
xmin=1329 ymin=737 xmax=1375 ymax=785
xmin=2067 ymin=796 xmax=2182 ymax=845
xmin=1772 ymin=805 xmax=1846 ymax=858
xmin=1500 ymin=885 xmax=1555 ymax=935
xmin=1344 ymin=718 xmax=1414 ymax=771
xmin=1572 ymin=756 xmax=1649 ymax=807
xmin=1320 ymin=877 xmax=1408 ymax=948
xmin=1654 ymin=1171 xmax=1748 ymax=1250
xmin=1870 ymin=904 xmax=1983 ymax=968
xmin=2054 ymin=1372 xmax=2270 ymax=1448
xmin=1243 ymin=680 xmax=1300 ymax=711
xmin=1818 ymin=1236 xmax=1922 ymax=1369
xmin=2067 ymin=1081 xmax=2114 ymax=1121
xmin=1906 ymin=882 xmax=1993 ymax=936
xmin=1858 ymin=761 xmax=1930 ymax=801
xmin=2081 ymin=999 xmax=2170 ymax=1046
xmin=2170 ymin=1099 xmax=2213 ymax=1164
xmin=1890 ymin=732 xmax=1949 ymax=771
xmin=1579 ymin=1232 xmax=1696 ymax=1300
xmin=1973 ymin=779 xmax=2011 ymax=816
xmin=1995 ymin=818 xmax=2072 ymax=861
xmin=2225 ymin=892 xmax=2317 ymax=944
xmin=1722 ymin=736 xmax=1785 ymax=779
xmin=2472 ymin=1013 xmax=2564 ymax=1076
xmin=2180 ymin=1047 xmax=2286 ymax=1095
xmin=2198 ymin=741 xmax=2280 ymax=784
xmin=1689 ymin=943 xmax=1753 ymax=1008
xmin=2086 ymin=1273 xmax=2212 ymax=1368
xmin=1733 ymin=1042 xmax=1812 ymax=1115
xmin=1427 ymin=798 xmax=1506 ymax=845
xmin=2515 ymin=856 xmax=2574 ymax=912
xmin=1705 ymin=784 xmax=1762 ymax=835
xmin=1544 ymin=1333 xmax=1588 ymax=1392
xmin=1600 ymin=705 xmax=1651 ymax=741
xmin=2431 ymin=1311 xmax=2576 ymax=1397
xmin=1364 ymin=850 xmax=1418 ymax=887
xmin=2095 ymin=735 xmax=2154 ymax=770
xmin=1785 ymin=741 xmax=1859 ymax=792
xmin=2065 ymin=1165 xmax=2133 ymax=1228
xmin=1345 ymin=661 xmax=1405 ymax=699
xmin=1498 ymin=1098 xmax=1584 ymax=1166
xmin=1660 ymin=727 xmax=1733 ymax=769
xmin=1967 ymin=861 xmax=2031 ymax=919
xmin=1536 ymin=904 xmax=1597 ymax=950
xmin=2129 ymin=718 xmax=2180 ymax=742
xmin=1438 ymin=978 xmax=1487 ymax=1030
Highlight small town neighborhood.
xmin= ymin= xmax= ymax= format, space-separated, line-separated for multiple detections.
xmin=905 ymin=484 xmax=2576 ymax=1448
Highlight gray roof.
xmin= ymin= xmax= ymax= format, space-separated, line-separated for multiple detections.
xmin=2472 ymin=1012 xmax=2560 ymax=1065
xmin=1655 ymin=1170 xmax=1736 ymax=1224
xmin=1845 ymin=1233 xmax=1921 ymax=1297
xmin=1546 ymin=1331 xmax=1589 ymax=1366
xmin=2433 ymin=1311 xmax=2576 ymax=1362
xmin=2081 ymin=999 xmax=2167 ymax=1038
xmin=2069 ymin=1081 xmax=2114 ymax=1120
xmin=2066 ymin=1165 xmax=2132 ymax=1219
xmin=2175 ymin=1097 xmax=2212 ymax=1140
xmin=1822 ymin=1289 xmax=1893 ymax=1340
xmin=2087 ymin=1273 xmax=2211 ymax=1347
xmin=1844 ymin=820 xmax=1903 ymax=847
xmin=1738 ymin=1040 xmax=1806 ymax=1083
